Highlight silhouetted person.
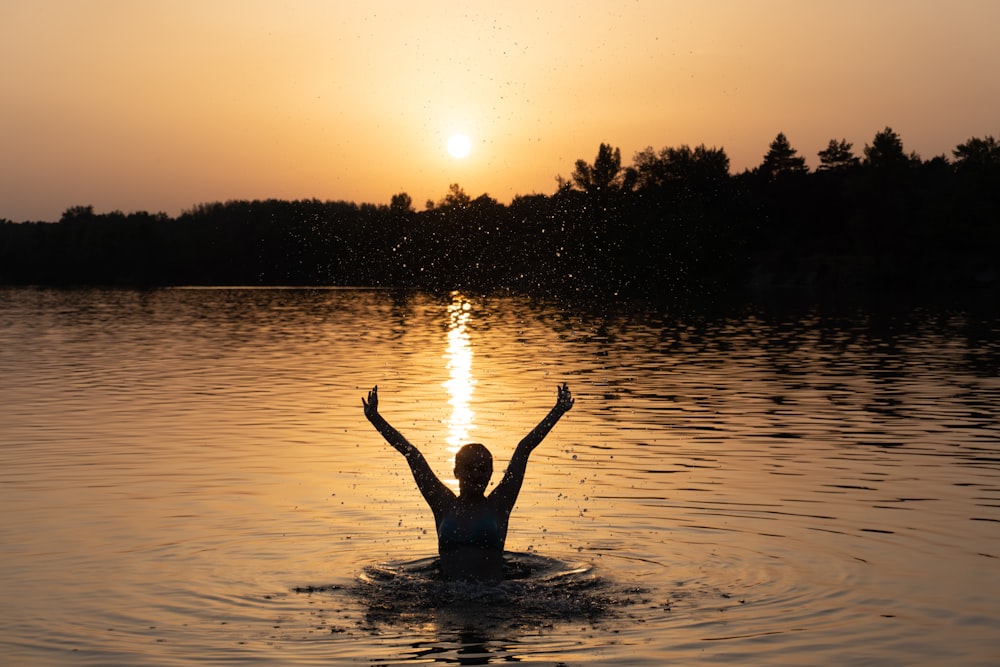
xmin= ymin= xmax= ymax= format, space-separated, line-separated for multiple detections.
xmin=362 ymin=383 xmax=574 ymax=583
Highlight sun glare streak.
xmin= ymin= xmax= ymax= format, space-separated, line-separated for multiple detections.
xmin=443 ymin=292 xmax=476 ymax=463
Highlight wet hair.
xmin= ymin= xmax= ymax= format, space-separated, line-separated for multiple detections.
xmin=455 ymin=443 xmax=493 ymax=490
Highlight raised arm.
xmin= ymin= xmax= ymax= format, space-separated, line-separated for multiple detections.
xmin=363 ymin=386 xmax=454 ymax=515
xmin=491 ymin=383 xmax=574 ymax=507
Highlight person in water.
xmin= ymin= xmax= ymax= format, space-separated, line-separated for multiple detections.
xmin=362 ymin=383 xmax=574 ymax=583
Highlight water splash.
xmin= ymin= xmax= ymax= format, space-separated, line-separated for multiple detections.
xmin=351 ymin=552 xmax=644 ymax=631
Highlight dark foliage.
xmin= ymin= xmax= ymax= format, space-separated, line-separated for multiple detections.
xmin=1 ymin=129 xmax=997 ymax=303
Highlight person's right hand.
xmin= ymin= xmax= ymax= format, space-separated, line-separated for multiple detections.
xmin=362 ymin=385 xmax=380 ymax=420
xmin=554 ymin=382 xmax=574 ymax=414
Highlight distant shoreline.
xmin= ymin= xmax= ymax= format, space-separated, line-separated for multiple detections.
xmin=3 ymin=136 xmax=997 ymax=306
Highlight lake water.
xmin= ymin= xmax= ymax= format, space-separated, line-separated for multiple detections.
xmin=0 ymin=286 xmax=998 ymax=666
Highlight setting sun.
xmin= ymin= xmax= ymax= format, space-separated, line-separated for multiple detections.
xmin=447 ymin=134 xmax=472 ymax=159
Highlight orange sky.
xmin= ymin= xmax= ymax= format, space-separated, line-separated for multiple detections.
xmin=2 ymin=1 xmax=998 ymax=222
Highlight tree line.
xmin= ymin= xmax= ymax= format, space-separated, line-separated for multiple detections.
xmin=1 ymin=127 xmax=997 ymax=302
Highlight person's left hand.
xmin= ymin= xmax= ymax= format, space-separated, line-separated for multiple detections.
xmin=362 ymin=385 xmax=380 ymax=420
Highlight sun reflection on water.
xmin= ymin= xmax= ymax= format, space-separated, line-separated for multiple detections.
xmin=443 ymin=291 xmax=475 ymax=455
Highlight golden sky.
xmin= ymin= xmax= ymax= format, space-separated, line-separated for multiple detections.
xmin=2 ymin=0 xmax=998 ymax=221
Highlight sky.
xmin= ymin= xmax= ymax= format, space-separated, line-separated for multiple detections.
xmin=2 ymin=0 xmax=998 ymax=222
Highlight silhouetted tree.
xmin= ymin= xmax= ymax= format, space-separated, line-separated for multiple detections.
xmin=438 ymin=183 xmax=472 ymax=209
xmin=570 ymin=143 xmax=629 ymax=195
xmin=864 ymin=127 xmax=916 ymax=169
xmin=759 ymin=133 xmax=808 ymax=179
xmin=817 ymin=139 xmax=859 ymax=171
xmin=633 ymin=144 xmax=730 ymax=191
xmin=390 ymin=192 xmax=414 ymax=214
xmin=60 ymin=205 xmax=96 ymax=222
xmin=950 ymin=136 xmax=1000 ymax=264
xmin=953 ymin=135 xmax=1000 ymax=172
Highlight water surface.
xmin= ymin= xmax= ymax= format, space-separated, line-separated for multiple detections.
xmin=0 ymin=287 xmax=998 ymax=665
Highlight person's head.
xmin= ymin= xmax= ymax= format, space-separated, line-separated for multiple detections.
xmin=454 ymin=443 xmax=493 ymax=496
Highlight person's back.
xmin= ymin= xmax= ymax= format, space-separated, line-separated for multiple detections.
xmin=437 ymin=495 xmax=505 ymax=581
xmin=362 ymin=384 xmax=574 ymax=582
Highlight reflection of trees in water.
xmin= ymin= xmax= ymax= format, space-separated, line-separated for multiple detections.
xmin=1 ymin=129 xmax=997 ymax=299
